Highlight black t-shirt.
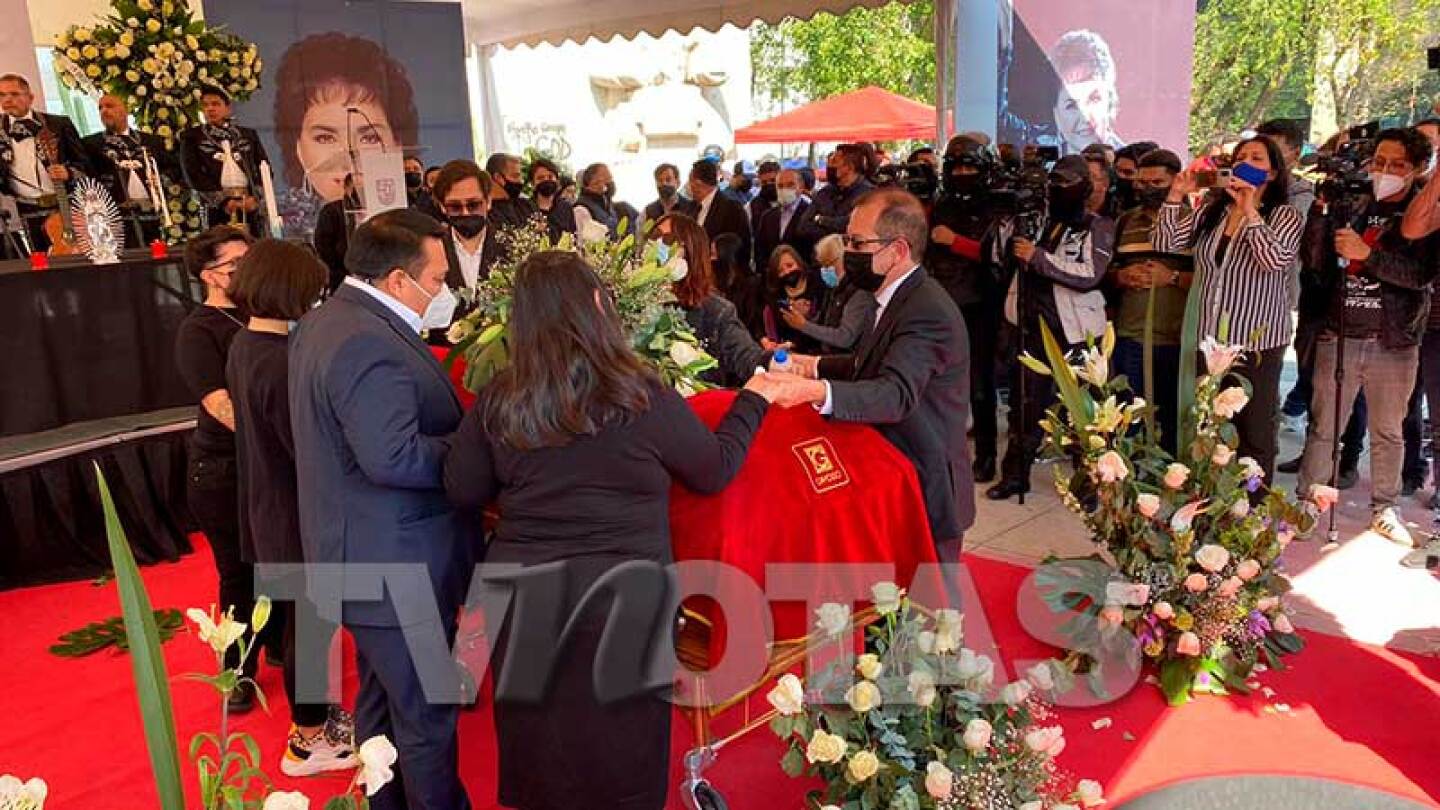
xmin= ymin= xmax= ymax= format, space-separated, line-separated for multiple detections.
xmin=226 ymin=330 xmax=302 ymax=564
xmin=1336 ymin=199 xmax=1408 ymax=337
xmin=174 ymin=305 xmax=243 ymax=457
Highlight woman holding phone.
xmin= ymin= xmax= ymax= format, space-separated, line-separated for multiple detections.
xmin=1153 ymin=135 xmax=1304 ymax=480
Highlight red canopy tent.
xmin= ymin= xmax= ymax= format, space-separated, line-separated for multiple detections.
xmin=734 ymin=85 xmax=936 ymax=144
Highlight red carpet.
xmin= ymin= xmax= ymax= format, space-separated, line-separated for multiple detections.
xmin=1 ymin=538 xmax=1437 ymax=809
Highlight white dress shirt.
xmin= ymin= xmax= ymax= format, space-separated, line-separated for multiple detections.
xmin=778 ymin=197 xmax=803 ymax=237
xmin=452 ymin=227 xmax=487 ymax=289
xmin=7 ymin=112 xmax=54 ymax=199
xmin=344 ymin=275 xmax=423 ymax=334
xmin=696 ymin=188 xmax=717 ymax=227
xmin=818 ymin=264 xmax=920 ymax=415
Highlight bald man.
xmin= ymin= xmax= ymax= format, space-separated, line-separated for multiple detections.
xmin=82 ymin=94 xmax=184 ymax=244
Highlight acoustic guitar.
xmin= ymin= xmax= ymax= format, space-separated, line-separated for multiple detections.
xmin=36 ymin=128 xmax=81 ymax=257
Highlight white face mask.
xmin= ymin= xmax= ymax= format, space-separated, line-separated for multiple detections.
xmin=778 ymin=187 xmax=798 ymax=206
xmin=405 ymin=274 xmax=459 ymax=331
xmin=1371 ymin=172 xmax=1408 ymax=201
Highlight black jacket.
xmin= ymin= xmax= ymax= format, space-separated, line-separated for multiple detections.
xmin=796 ymin=178 xmax=873 ymax=244
xmin=684 ymin=295 xmax=770 ymax=387
xmin=644 ymin=197 xmax=698 ymax=227
xmin=489 ymin=195 xmax=538 ymax=232
xmin=697 ymin=190 xmax=753 ymax=270
xmin=817 ymin=268 xmax=975 ymax=542
xmin=926 ymin=191 xmax=1003 ymax=306
xmin=754 ymin=199 xmax=815 ymax=268
xmin=1 ymin=111 xmax=89 ymax=191
xmin=536 ymin=198 xmax=578 ymax=241
xmin=178 ymin=122 xmax=268 ymax=194
xmin=81 ymin=129 xmax=179 ymax=206
xmin=1302 ymin=195 xmax=1440 ymax=350
xmin=313 ymin=196 xmax=358 ymax=293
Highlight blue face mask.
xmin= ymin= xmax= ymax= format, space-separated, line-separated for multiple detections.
xmin=820 ymin=266 xmax=840 ymax=288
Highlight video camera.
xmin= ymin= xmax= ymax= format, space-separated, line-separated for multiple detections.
xmin=987 ymin=144 xmax=1059 ymax=238
xmin=1307 ymin=121 xmax=1378 ymax=225
xmin=876 ymin=160 xmax=940 ymax=202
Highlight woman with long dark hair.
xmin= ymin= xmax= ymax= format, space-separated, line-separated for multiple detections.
xmin=1154 ymin=135 xmax=1304 ymax=478
xmin=443 ymin=251 xmax=778 ymax=810
xmin=761 ymin=244 xmax=826 ymax=353
xmin=652 ymin=213 xmax=771 ymax=385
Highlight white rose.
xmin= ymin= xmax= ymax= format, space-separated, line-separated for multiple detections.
xmin=855 ymin=653 xmax=883 ymax=681
xmin=924 ymin=761 xmax=954 ymax=799
xmin=1076 ymin=779 xmax=1105 ymax=807
xmin=1212 ymin=443 xmax=1235 ymax=466
xmin=1163 ymin=463 xmax=1190 ymax=489
xmin=1230 ymin=498 xmax=1249 ymax=518
xmin=1093 ymin=450 xmax=1129 ymax=483
xmin=962 ymin=717 xmax=993 ymax=752
xmin=1001 ymin=679 xmax=1033 ymax=706
xmin=1213 ymin=386 xmax=1250 ymax=419
xmin=1105 ymin=581 xmax=1149 ymax=607
xmin=669 ymin=340 xmax=702 ymax=368
xmin=1136 ymin=492 xmax=1161 ymax=518
xmin=766 ymin=673 xmax=804 ymax=716
xmin=579 ymin=219 xmax=609 ymax=244
xmin=814 ymin=602 xmax=850 ymax=637
xmin=1024 ymin=725 xmax=1067 ymax=758
xmin=934 ymin=609 xmax=963 ymax=654
xmin=128 ymin=17 xmax=140 ymax=27
xmin=1194 ymin=543 xmax=1231 ymax=574
xmin=845 ymin=680 xmax=882 ymax=714
xmin=357 ymin=735 xmax=398 ymax=796
xmin=846 ymin=750 xmax=880 ymax=783
xmin=917 ymin=631 xmax=936 ymax=654
xmin=804 ymin=729 xmax=846 ymax=764
xmin=261 ymin=792 xmax=310 ymax=810
xmin=957 ymin=648 xmax=994 ymax=688
xmin=870 ymin=581 xmax=904 ymax=615
xmin=1026 ymin=662 xmax=1055 ymax=691
xmin=666 ymin=256 xmax=689 ymax=281
xmin=907 ymin=670 xmax=938 ymax=708
xmin=1020 ymin=803 xmax=1044 ymax=810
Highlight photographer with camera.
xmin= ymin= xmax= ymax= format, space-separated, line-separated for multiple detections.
xmin=1155 ymin=136 xmax=1304 ymax=481
xmin=989 ymin=155 xmax=1115 ymax=501
xmin=1296 ymin=127 xmax=1438 ymax=547
xmin=927 ymin=135 xmax=1008 ymax=482
xmin=797 ymin=144 xmax=874 ymax=244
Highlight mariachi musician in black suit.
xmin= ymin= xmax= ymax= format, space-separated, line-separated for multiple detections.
xmin=82 ymin=94 xmax=184 ymax=246
xmin=0 ymin=73 xmax=89 ymax=253
xmin=773 ymin=188 xmax=975 ymax=562
xmin=179 ymin=86 xmax=269 ymax=236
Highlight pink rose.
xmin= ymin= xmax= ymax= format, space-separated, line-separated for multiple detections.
xmin=1184 ymin=573 xmax=1209 ymax=593
xmin=1176 ymin=631 xmax=1202 ymax=656
xmin=1099 ymin=605 xmax=1124 ymax=628
xmin=1136 ymin=492 xmax=1161 ymax=518
xmin=1163 ymin=463 xmax=1190 ymax=490
xmin=1024 ymin=726 xmax=1067 ymax=758
xmin=1094 ymin=450 xmax=1129 ymax=484
xmin=1218 ymin=576 xmax=1244 ymax=598
xmin=1309 ymin=484 xmax=1340 ymax=513
xmin=1153 ymin=601 xmax=1175 ymax=621
xmin=1237 ymin=559 xmax=1262 ymax=581
xmin=1212 ymin=443 xmax=1236 ymax=466
xmin=1212 ymin=387 xmax=1250 ymax=420
xmin=1257 ymin=595 xmax=1280 ymax=613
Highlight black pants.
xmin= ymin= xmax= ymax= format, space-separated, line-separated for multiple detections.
xmin=1227 ymin=345 xmax=1287 ymax=482
xmin=961 ymin=302 xmax=1001 ymax=461
xmin=186 ymin=452 xmax=257 ymax=675
xmin=1000 ymin=324 xmax=1072 ymax=486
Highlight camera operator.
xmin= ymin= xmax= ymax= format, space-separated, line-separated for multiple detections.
xmin=927 ymin=135 xmax=1008 ymax=482
xmin=1155 ymin=136 xmax=1304 ymax=481
xmin=1108 ymin=149 xmax=1193 ymax=454
xmin=1296 ymin=127 xmax=1438 ymax=547
xmin=796 ymin=143 xmax=874 ymax=244
xmin=989 ymin=155 xmax=1115 ymax=500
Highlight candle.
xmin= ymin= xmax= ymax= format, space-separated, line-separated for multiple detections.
xmin=259 ymin=160 xmax=282 ymax=238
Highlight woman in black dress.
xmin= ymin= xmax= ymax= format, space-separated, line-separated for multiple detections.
xmin=174 ymin=225 xmax=264 ymax=711
xmin=443 ymin=251 xmax=779 ymax=810
xmin=226 ymin=240 xmax=354 ymax=776
xmin=652 ymin=213 xmax=771 ymax=386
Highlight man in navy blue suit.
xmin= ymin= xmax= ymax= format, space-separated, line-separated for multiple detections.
xmin=290 ymin=209 xmax=477 ymax=810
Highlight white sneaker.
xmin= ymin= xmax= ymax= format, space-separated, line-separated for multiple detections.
xmin=1371 ymin=507 xmax=1416 ymax=548
xmin=280 ymin=722 xmax=356 ymax=777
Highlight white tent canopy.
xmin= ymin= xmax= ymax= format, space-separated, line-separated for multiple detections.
xmin=463 ymin=0 xmax=898 ymax=49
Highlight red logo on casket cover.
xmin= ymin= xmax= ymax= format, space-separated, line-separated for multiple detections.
xmin=791 ymin=438 xmax=851 ymax=494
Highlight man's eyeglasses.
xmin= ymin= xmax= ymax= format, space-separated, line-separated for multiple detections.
xmin=1369 ymin=158 xmax=1414 ymax=175
xmin=841 ymin=235 xmax=896 ymax=251
xmin=443 ymin=200 xmax=487 ymax=215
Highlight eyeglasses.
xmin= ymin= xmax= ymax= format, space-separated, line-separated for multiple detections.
xmin=442 ymin=200 xmax=487 ymax=215
xmin=204 ymin=259 xmax=237 ymax=276
xmin=841 ymin=235 xmax=896 ymax=251
xmin=1369 ymin=158 xmax=1414 ymax=175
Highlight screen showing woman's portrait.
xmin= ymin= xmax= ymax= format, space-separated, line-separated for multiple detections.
xmin=273 ymin=32 xmax=419 ymax=235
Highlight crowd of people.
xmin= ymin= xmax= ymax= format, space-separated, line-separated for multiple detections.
xmin=27 ymin=59 xmax=1415 ymax=808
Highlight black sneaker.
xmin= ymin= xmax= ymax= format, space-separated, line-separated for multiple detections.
xmin=1337 ymin=466 xmax=1360 ymax=490
xmin=1277 ymin=456 xmax=1303 ymax=474
xmin=1403 ymin=478 xmax=1425 ymax=498
xmin=226 ymin=681 xmax=256 ymax=715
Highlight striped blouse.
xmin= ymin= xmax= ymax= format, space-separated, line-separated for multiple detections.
xmin=1153 ymin=200 xmax=1304 ymax=351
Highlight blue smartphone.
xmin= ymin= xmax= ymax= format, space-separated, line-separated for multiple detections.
xmin=1231 ymin=162 xmax=1269 ymax=188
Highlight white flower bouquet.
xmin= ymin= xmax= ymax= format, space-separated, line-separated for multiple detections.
xmin=446 ymin=218 xmax=717 ymax=396
xmin=1022 ymin=322 xmax=1328 ymax=705
xmin=766 ymin=582 xmax=1103 ymax=810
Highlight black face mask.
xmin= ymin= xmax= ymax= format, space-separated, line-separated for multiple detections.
xmin=843 ymin=247 xmax=888 ymax=292
xmin=1048 ymin=183 xmax=1089 ymax=222
xmin=450 ymin=214 xmax=486 ymax=239
xmin=1136 ymin=185 xmax=1171 ymax=210
xmin=504 ymin=180 xmax=525 ymax=199
xmin=758 ymin=182 xmax=778 ymax=203
xmin=1114 ymin=178 xmax=1136 ymax=209
xmin=535 ymin=180 xmax=559 ymax=198
xmin=826 ymin=167 xmax=840 ymax=186
xmin=657 ymin=183 xmax=678 ymax=200
xmin=404 ymin=171 xmax=423 ymax=189
xmin=947 ymin=173 xmax=983 ymax=197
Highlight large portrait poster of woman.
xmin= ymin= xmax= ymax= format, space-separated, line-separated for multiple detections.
xmin=204 ymin=0 xmax=473 ymax=237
